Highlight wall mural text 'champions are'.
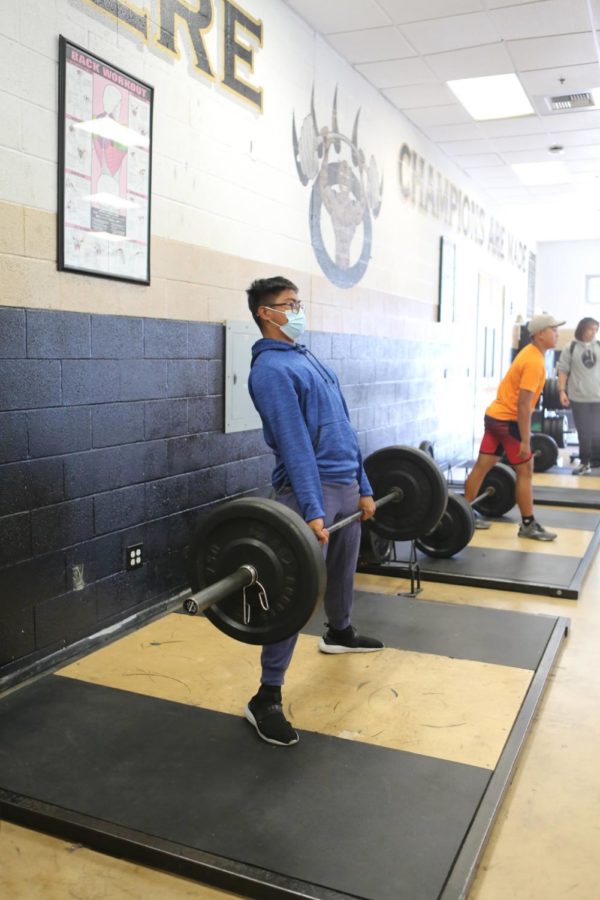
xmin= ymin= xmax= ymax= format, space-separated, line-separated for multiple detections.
xmin=293 ymin=88 xmax=383 ymax=289
xmin=399 ymin=142 xmax=528 ymax=271
xmin=78 ymin=0 xmax=263 ymax=111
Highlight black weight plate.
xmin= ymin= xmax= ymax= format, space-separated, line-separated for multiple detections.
xmin=415 ymin=492 xmax=474 ymax=559
xmin=553 ymin=415 xmax=566 ymax=448
xmin=193 ymin=497 xmax=326 ymax=645
xmin=543 ymin=378 xmax=560 ymax=410
xmin=474 ymin=463 xmax=516 ymax=517
xmin=359 ymin=524 xmax=394 ymax=564
xmin=542 ymin=416 xmax=564 ymax=448
xmin=531 ymin=432 xmax=558 ymax=472
xmin=418 ymin=440 xmax=435 ymax=459
xmin=364 ymin=445 xmax=448 ymax=541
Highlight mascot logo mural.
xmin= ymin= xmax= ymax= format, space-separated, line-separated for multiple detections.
xmin=293 ymin=87 xmax=383 ymax=289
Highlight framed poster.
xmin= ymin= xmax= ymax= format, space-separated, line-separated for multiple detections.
xmin=58 ymin=36 xmax=153 ymax=284
xmin=437 ymin=236 xmax=456 ymax=324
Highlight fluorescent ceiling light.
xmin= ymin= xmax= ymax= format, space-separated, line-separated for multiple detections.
xmin=82 ymin=192 xmax=138 ymax=210
xmin=447 ymin=73 xmax=534 ymax=120
xmin=75 ymin=116 xmax=149 ymax=148
xmin=511 ymin=162 xmax=573 ymax=185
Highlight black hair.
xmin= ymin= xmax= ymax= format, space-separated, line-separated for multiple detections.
xmin=247 ymin=276 xmax=298 ymax=328
xmin=575 ymin=317 xmax=599 ymax=341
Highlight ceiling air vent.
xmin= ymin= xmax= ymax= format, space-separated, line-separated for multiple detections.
xmin=546 ymin=92 xmax=596 ymax=111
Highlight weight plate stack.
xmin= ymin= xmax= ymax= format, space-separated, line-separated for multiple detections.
xmin=543 ymin=378 xmax=560 ymax=411
xmin=542 ymin=415 xmax=566 ymax=449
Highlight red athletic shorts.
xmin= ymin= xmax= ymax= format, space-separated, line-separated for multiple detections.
xmin=479 ymin=415 xmax=532 ymax=466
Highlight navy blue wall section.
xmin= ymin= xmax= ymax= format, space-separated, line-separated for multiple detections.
xmin=0 ymin=306 xmax=455 ymax=677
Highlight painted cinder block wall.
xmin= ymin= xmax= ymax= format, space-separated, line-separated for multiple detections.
xmin=0 ymin=0 xmax=531 ymax=678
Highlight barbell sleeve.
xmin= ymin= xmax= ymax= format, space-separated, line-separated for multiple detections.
xmin=327 ymin=488 xmax=402 ymax=536
xmin=184 ymin=564 xmax=257 ymax=615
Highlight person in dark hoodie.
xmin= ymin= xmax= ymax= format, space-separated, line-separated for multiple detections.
xmin=245 ymin=275 xmax=384 ymax=746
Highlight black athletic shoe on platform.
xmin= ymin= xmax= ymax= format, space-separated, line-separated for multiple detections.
xmin=245 ymin=690 xmax=299 ymax=746
xmin=319 ymin=624 xmax=384 ymax=654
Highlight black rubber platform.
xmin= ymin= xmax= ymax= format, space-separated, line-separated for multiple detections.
xmin=0 ymin=595 xmax=568 ymax=900
xmin=533 ymin=485 xmax=600 ymax=509
xmin=358 ymin=508 xmax=600 ymax=599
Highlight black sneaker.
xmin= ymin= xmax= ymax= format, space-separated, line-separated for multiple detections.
xmin=245 ymin=690 xmax=299 ymax=746
xmin=319 ymin=624 xmax=384 ymax=654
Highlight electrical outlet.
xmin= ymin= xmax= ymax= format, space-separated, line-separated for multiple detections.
xmin=126 ymin=543 xmax=144 ymax=570
xmin=71 ymin=564 xmax=85 ymax=591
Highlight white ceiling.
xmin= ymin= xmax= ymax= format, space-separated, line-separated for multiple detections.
xmin=282 ymin=0 xmax=600 ymax=242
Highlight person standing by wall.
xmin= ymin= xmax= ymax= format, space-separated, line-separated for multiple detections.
xmin=465 ymin=314 xmax=565 ymax=540
xmin=244 ymin=276 xmax=384 ymax=747
xmin=558 ymin=317 xmax=600 ymax=475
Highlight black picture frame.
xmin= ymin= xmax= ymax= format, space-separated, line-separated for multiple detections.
xmin=57 ymin=36 xmax=154 ymax=285
xmin=438 ymin=236 xmax=456 ymax=324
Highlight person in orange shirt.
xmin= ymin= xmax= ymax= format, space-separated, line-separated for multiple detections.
xmin=465 ymin=313 xmax=565 ymax=541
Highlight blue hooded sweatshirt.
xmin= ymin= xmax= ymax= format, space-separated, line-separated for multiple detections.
xmin=249 ymin=338 xmax=372 ymax=522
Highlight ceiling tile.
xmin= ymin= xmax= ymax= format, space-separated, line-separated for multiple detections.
xmin=483 ymin=187 xmax=533 ymax=203
xmin=382 ymin=82 xmax=457 ymax=108
xmin=356 ymin=57 xmax=438 ymax=88
xmin=488 ymin=0 xmax=591 ymax=41
xmin=283 ymin=0 xmax=390 ymax=34
xmin=490 ymin=132 xmax=555 ymax=151
xmin=480 ymin=116 xmax=549 ymax=137
xmin=519 ymin=63 xmax=600 ymax=96
xmin=399 ymin=13 xmax=499 ymax=54
xmin=465 ymin=167 xmax=523 ymax=185
xmin=327 ymin=27 xmax=416 ymax=63
xmin=438 ymin=138 xmax=496 ymax=154
xmin=547 ymin=128 xmax=600 ymax=147
xmin=545 ymin=112 xmax=600 ymax=133
xmin=425 ymin=42 xmax=514 ymax=80
xmin=454 ymin=152 xmax=505 ymax=166
xmin=403 ymin=104 xmax=475 ymax=126
xmin=421 ymin=122 xmax=486 ymax=141
xmin=499 ymin=148 xmax=559 ymax=164
xmin=561 ymin=145 xmax=600 ymax=159
xmin=508 ymin=33 xmax=597 ymax=71
xmin=378 ymin=0 xmax=484 ymax=23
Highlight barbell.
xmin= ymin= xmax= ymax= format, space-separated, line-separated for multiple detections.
xmin=183 ymin=445 xmax=448 ymax=646
xmin=414 ymin=433 xmax=561 ymax=559
xmin=415 ymin=463 xmax=516 ymax=558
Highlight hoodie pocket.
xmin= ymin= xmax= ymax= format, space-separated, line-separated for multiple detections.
xmin=314 ymin=419 xmax=358 ymax=467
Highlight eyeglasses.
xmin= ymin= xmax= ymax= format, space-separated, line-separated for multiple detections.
xmin=264 ymin=301 xmax=304 ymax=313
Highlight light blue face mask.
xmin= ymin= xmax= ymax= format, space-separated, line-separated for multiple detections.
xmin=278 ymin=308 xmax=306 ymax=341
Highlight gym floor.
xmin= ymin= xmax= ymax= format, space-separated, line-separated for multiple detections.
xmin=1 ymin=463 xmax=599 ymax=899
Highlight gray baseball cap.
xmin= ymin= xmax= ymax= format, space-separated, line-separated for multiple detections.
xmin=527 ymin=314 xmax=566 ymax=335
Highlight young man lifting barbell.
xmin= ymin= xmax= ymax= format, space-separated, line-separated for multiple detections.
xmin=244 ymin=276 xmax=384 ymax=747
xmin=465 ymin=313 xmax=564 ymax=541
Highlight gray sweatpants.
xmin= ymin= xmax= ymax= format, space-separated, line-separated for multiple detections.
xmin=260 ymin=480 xmax=362 ymax=687
xmin=570 ymin=401 xmax=600 ymax=466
